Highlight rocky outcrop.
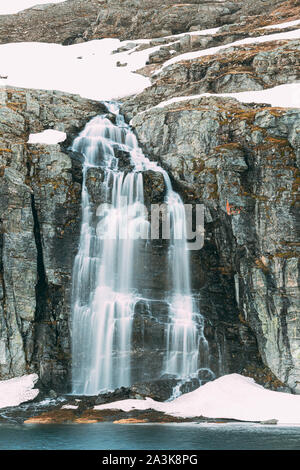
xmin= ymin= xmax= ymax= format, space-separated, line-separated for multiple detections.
xmin=129 ymin=95 xmax=300 ymax=392
xmin=0 ymin=0 xmax=293 ymax=45
xmin=122 ymin=39 xmax=300 ymax=118
xmin=0 ymin=0 xmax=101 ymax=45
xmin=0 ymin=86 xmax=104 ymax=390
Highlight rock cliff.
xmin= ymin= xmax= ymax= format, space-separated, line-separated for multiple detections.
xmin=0 ymin=86 xmax=104 ymax=390
xmin=128 ymin=96 xmax=300 ymax=392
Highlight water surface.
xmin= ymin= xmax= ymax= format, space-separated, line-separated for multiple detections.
xmin=0 ymin=422 xmax=299 ymax=450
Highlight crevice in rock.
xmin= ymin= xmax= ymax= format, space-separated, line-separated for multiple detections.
xmin=0 ymin=223 xmax=12 ymax=375
xmin=30 ymin=193 xmax=48 ymax=322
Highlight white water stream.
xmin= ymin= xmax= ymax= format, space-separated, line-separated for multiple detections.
xmin=71 ymin=103 xmax=208 ymax=395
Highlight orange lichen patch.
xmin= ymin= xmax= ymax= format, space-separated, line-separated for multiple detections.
xmin=269 ymin=0 xmax=300 ymax=23
xmin=223 ymin=0 xmax=300 ymax=33
xmin=24 ymin=410 xmax=76 ymax=424
xmin=265 ymin=137 xmax=290 ymax=145
xmin=24 ymin=417 xmax=55 ymax=424
xmin=266 ymin=108 xmax=287 ymax=117
xmin=135 ymin=64 xmax=161 ymax=78
xmin=74 ymin=418 xmax=98 ymax=424
xmin=274 ymin=252 xmax=298 ymax=259
xmin=215 ymin=142 xmax=242 ymax=151
xmin=255 ymin=257 xmax=269 ymax=274
xmin=113 ymin=418 xmax=148 ymax=424
xmin=226 ymin=200 xmax=241 ymax=215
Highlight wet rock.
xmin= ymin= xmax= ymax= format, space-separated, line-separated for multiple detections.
xmin=113 ymin=418 xmax=147 ymax=424
xmin=129 ymin=378 xmax=178 ymax=401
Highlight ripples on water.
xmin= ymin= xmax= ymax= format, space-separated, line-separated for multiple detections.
xmin=0 ymin=423 xmax=300 ymax=450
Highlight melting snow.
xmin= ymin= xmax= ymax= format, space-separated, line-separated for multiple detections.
xmin=0 ymin=374 xmax=39 ymax=409
xmin=163 ymin=27 xmax=221 ymax=40
xmin=94 ymin=373 xmax=300 ymax=424
xmin=0 ymin=1 xmax=66 ymax=15
xmin=0 ymin=39 xmax=159 ymax=100
xmin=28 ymin=129 xmax=67 ymax=144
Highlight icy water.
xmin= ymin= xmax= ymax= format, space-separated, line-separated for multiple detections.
xmin=0 ymin=423 xmax=300 ymax=450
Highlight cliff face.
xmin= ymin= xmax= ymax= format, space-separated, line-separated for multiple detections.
xmin=128 ymin=97 xmax=300 ymax=392
xmin=0 ymin=0 xmax=299 ymax=395
xmin=0 ymin=87 xmax=104 ymax=390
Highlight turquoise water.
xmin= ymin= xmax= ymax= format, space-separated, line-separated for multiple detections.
xmin=0 ymin=422 xmax=300 ymax=450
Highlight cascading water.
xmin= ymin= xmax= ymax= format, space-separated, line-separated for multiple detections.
xmin=163 ymin=179 xmax=209 ymax=380
xmin=71 ymin=102 xmax=209 ymax=395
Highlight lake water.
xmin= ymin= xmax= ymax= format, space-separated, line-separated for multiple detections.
xmin=0 ymin=422 xmax=300 ymax=450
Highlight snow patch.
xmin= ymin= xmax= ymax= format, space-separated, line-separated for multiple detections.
xmin=0 ymin=1 xmax=66 ymax=15
xmin=0 ymin=39 xmax=159 ymax=101
xmin=28 ymin=129 xmax=67 ymax=144
xmin=0 ymin=374 xmax=39 ymax=409
xmin=94 ymin=374 xmax=300 ymax=424
xmin=61 ymin=404 xmax=78 ymax=410
xmin=138 ymin=84 xmax=300 ymax=114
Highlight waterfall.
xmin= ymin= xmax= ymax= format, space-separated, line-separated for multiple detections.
xmin=71 ymin=103 xmax=209 ymax=395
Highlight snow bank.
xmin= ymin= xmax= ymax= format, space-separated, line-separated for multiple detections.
xmin=140 ymin=84 xmax=300 ymax=113
xmin=156 ymin=28 xmax=300 ymax=73
xmin=0 ymin=1 xmax=66 ymax=15
xmin=217 ymin=84 xmax=300 ymax=108
xmin=1 ymin=26 xmax=299 ymax=102
xmin=28 ymin=129 xmax=67 ymax=144
xmin=262 ymin=19 xmax=300 ymax=30
xmin=163 ymin=27 xmax=221 ymax=40
xmin=0 ymin=39 xmax=158 ymax=101
xmin=0 ymin=374 xmax=39 ymax=409
xmin=94 ymin=374 xmax=300 ymax=424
